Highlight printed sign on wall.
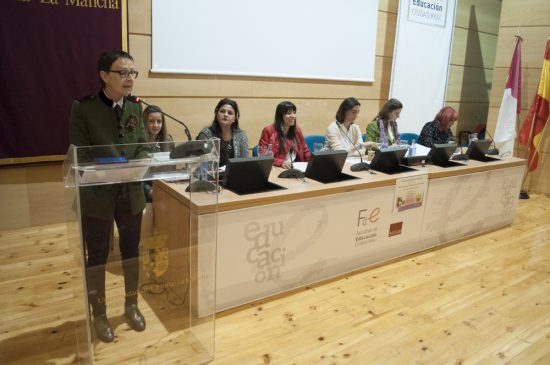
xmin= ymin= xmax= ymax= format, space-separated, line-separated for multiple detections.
xmin=408 ymin=0 xmax=449 ymax=27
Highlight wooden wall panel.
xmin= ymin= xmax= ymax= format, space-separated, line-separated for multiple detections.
xmin=376 ymin=10 xmax=397 ymax=58
xmin=454 ymin=0 xmax=501 ymax=34
xmin=450 ymin=28 xmax=498 ymax=68
xmin=379 ymin=0 xmax=399 ymax=14
xmin=127 ymin=0 xmax=150 ymax=35
xmin=494 ymin=27 xmax=550 ymax=68
xmin=26 ymin=165 xmax=65 ymax=227
xmin=447 ymin=65 xmax=494 ymax=103
xmin=0 ymin=168 xmax=31 ymax=230
xmin=446 ymin=1 xmax=500 ymax=142
xmin=499 ymin=0 xmax=550 ymax=27
xmin=0 ymin=165 xmax=64 ymax=231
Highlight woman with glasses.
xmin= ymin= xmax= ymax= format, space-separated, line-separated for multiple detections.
xmin=69 ymin=50 xmax=148 ymax=343
xmin=196 ymin=98 xmax=249 ymax=167
xmin=259 ymin=101 xmax=310 ymax=169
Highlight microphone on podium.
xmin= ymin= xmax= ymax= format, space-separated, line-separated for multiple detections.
xmin=126 ymin=95 xmax=192 ymax=141
xmin=336 ymin=122 xmax=370 ymax=172
xmin=278 ymin=143 xmax=305 ymax=179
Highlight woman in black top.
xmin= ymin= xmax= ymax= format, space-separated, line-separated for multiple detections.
xmin=418 ymin=106 xmax=459 ymax=148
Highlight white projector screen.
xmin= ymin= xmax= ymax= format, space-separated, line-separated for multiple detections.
xmin=152 ymin=0 xmax=378 ymax=82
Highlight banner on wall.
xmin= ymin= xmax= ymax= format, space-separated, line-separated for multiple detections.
xmin=0 ymin=1 xmax=124 ymax=162
xmin=389 ymin=0 xmax=457 ymax=136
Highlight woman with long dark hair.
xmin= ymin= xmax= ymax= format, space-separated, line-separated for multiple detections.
xmin=259 ymin=101 xmax=310 ymax=168
xmin=143 ymin=105 xmax=174 ymax=152
xmin=326 ymin=97 xmax=375 ymax=155
xmin=366 ymin=98 xmax=403 ymax=146
xmin=143 ymin=105 xmax=175 ymax=202
xmin=196 ymin=98 xmax=249 ymax=166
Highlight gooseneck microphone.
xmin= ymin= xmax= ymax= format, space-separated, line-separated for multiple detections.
xmin=278 ymin=142 xmax=305 ymax=179
xmin=336 ymin=122 xmax=370 ymax=172
xmin=482 ymin=128 xmax=500 ymax=156
xmin=127 ymin=95 xmax=192 ymax=141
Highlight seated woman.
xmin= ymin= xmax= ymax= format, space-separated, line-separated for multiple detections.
xmin=196 ymin=98 xmax=249 ymax=166
xmin=418 ymin=106 xmax=458 ymax=148
xmin=365 ymin=98 xmax=403 ymax=146
xmin=259 ymin=101 xmax=310 ymax=169
xmin=143 ymin=105 xmax=175 ymax=202
xmin=325 ymin=97 xmax=375 ymax=156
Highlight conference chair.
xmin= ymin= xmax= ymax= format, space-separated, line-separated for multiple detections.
xmin=252 ymin=145 xmax=259 ymax=157
xmin=304 ymin=135 xmax=325 ymax=152
xmin=399 ymin=132 xmax=419 ymax=145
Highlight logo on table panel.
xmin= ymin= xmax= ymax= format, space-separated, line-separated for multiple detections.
xmin=355 ymin=207 xmax=381 ymax=246
xmin=501 ymin=177 xmax=518 ymax=215
xmin=245 ymin=221 xmax=287 ymax=284
xmin=388 ymin=222 xmax=403 ymax=237
xmin=243 ymin=203 xmax=328 ymax=285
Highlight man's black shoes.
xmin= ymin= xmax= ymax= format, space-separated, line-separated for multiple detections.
xmin=125 ymin=304 xmax=146 ymax=332
xmin=93 ymin=314 xmax=114 ymax=343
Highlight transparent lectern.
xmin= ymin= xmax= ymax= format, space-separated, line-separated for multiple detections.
xmin=63 ymin=140 xmax=219 ymax=365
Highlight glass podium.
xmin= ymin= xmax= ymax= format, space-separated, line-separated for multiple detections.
xmin=63 ymin=140 xmax=219 ymax=365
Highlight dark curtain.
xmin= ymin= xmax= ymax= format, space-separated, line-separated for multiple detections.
xmin=0 ymin=1 xmax=122 ymax=159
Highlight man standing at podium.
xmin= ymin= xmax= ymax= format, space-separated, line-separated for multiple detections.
xmin=70 ymin=50 xmax=148 ymax=342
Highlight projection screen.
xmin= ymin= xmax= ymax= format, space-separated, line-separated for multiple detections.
xmin=152 ymin=0 xmax=378 ymax=82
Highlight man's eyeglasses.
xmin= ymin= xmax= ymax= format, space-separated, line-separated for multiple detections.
xmin=107 ymin=69 xmax=139 ymax=79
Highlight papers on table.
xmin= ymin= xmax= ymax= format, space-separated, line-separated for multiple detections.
xmin=345 ymin=157 xmax=368 ymax=165
xmin=291 ymin=162 xmax=308 ymax=172
xmin=405 ymin=143 xmax=431 ymax=157
xmin=79 ymin=163 xmax=149 ymax=185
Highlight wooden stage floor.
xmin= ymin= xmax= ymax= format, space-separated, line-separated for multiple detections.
xmin=1 ymin=194 xmax=549 ymax=365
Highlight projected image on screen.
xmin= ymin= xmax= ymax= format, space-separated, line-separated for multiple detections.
xmin=152 ymin=0 xmax=378 ymax=82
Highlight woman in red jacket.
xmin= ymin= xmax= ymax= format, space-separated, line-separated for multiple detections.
xmin=259 ymin=101 xmax=310 ymax=168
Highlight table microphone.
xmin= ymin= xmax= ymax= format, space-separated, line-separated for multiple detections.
xmin=278 ymin=143 xmax=305 ymax=179
xmin=483 ymin=128 xmax=500 ymax=155
xmin=126 ymin=95 xmax=192 ymax=141
xmin=336 ymin=122 xmax=370 ymax=171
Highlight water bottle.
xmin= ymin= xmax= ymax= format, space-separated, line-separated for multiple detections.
xmin=265 ymin=144 xmax=274 ymax=158
xmin=408 ymin=139 xmax=416 ymax=156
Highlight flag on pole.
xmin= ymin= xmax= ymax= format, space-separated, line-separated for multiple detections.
xmin=494 ymin=36 xmax=522 ymax=156
xmin=518 ymin=39 xmax=550 ymax=171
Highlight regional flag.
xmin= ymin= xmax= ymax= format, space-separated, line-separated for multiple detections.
xmin=518 ymin=39 xmax=550 ymax=171
xmin=494 ymin=36 xmax=522 ymax=157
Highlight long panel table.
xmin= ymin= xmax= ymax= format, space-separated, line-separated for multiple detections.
xmin=153 ymin=157 xmax=525 ymax=312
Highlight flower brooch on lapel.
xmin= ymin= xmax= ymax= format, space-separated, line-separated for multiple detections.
xmin=125 ymin=114 xmax=138 ymax=132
